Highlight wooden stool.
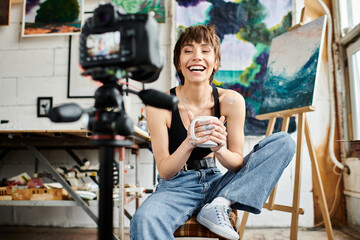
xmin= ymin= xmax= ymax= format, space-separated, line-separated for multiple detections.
xmin=174 ymin=210 xmax=238 ymax=239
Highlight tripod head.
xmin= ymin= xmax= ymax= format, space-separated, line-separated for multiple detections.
xmin=48 ymin=77 xmax=177 ymax=146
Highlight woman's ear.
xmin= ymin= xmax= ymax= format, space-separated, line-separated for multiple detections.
xmin=214 ymin=60 xmax=220 ymax=73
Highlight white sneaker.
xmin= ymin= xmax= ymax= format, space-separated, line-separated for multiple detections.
xmin=196 ymin=204 xmax=239 ymax=240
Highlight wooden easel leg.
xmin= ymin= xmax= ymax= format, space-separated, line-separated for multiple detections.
xmin=268 ymin=116 xmax=291 ymax=209
xmin=290 ymin=113 xmax=305 ymax=240
xmin=238 ymin=211 xmax=249 ymax=239
xmin=304 ymin=116 xmax=334 ymax=240
xmin=238 ymin=118 xmax=277 ymax=239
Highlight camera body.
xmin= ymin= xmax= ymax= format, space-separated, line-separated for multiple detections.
xmin=79 ymin=2 xmax=163 ymax=82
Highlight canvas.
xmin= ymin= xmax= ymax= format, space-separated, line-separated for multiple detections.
xmin=176 ymin=0 xmax=295 ymax=135
xmin=259 ymin=16 xmax=327 ymax=115
xmin=112 ymin=0 xmax=165 ymax=23
xmin=0 ymin=0 xmax=11 ymax=26
xmin=22 ymin=0 xmax=83 ymax=37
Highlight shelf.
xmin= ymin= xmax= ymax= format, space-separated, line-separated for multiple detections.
xmin=11 ymin=0 xmax=23 ymax=4
xmin=0 ymin=200 xmax=124 ymax=207
xmin=0 ymin=200 xmax=97 ymax=207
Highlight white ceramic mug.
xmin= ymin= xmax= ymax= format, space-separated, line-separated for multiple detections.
xmin=189 ymin=116 xmax=218 ymax=148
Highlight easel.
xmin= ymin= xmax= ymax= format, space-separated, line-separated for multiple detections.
xmin=237 ymin=106 xmax=334 ymax=239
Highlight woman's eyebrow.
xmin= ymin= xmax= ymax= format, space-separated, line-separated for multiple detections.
xmin=183 ymin=43 xmax=212 ymax=47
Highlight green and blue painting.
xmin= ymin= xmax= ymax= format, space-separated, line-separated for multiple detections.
xmin=176 ymin=0 xmax=295 ymax=135
xmin=259 ymin=16 xmax=327 ymax=114
xmin=112 ymin=0 xmax=165 ymax=23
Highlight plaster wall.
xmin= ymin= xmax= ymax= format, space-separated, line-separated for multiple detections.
xmin=0 ymin=0 xmax=335 ymax=229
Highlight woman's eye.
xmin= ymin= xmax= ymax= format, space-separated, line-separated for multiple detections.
xmin=184 ymin=50 xmax=192 ymax=53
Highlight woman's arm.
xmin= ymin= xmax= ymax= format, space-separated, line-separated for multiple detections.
xmin=209 ymin=89 xmax=246 ymax=172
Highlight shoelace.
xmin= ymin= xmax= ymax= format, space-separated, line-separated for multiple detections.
xmin=215 ymin=205 xmax=232 ymax=227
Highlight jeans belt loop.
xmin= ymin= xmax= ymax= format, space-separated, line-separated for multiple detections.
xmin=206 ymin=158 xmax=211 ymax=167
xmin=182 ymin=157 xmax=215 ymax=171
xmin=183 ymin=164 xmax=188 ymax=171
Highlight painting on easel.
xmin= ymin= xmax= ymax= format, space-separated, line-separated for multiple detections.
xmin=259 ymin=16 xmax=327 ymax=115
xmin=0 ymin=0 xmax=11 ymax=26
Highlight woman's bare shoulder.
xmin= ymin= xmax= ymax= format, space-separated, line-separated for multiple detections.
xmin=217 ymin=87 xmax=245 ymax=105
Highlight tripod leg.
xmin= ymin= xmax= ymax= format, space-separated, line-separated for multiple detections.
xmin=99 ymin=146 xmax=115 ymax=240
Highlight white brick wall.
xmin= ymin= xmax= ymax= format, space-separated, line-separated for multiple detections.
xmin=0 ymin=0 xmax=324 ymax=230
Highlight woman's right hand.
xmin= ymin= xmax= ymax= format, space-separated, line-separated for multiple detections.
xmin=186 ymin=111 xmax=215 ymax=149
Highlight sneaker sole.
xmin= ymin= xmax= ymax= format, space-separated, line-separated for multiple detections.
xmin=196 ymin=214 xmax=239 ymax=240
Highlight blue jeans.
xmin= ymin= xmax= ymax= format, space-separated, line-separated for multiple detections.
xmin=130 ymin=132 xmax=296 ymax=240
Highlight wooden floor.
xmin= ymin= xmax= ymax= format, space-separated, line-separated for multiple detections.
xmin=1 ymin=226 xmax=360 ymax=240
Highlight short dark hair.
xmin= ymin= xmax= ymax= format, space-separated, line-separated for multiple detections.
xmin=173 ymin=25 xmax=221 ymax=85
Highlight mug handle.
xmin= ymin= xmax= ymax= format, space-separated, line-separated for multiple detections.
xmin=189 ymin=118 xmax=200 ymax=141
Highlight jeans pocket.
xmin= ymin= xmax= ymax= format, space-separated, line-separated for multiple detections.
xmin=157 ymin=171 xmax=181 ymax=184
xmin=169 ymin=171 xmax=181 ymax=180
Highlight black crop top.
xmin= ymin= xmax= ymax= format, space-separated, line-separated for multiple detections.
xmin=168 ymin=85 xmax=220 ymax=162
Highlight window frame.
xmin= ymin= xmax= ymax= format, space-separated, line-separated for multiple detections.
xmin=333 ymin=0 xmax=360 ymax=148
xmin=346 ymin=40 xmax=360 ymax=140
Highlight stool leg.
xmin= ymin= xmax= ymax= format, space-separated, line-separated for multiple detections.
xmin=238 ymin=211 xmax=249 ymax=239
xmin=290 ymin=113 xmax=305 ymax=239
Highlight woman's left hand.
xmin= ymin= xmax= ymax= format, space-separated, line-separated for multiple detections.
xmin=209 ymin=116 xmax=227 ymax=152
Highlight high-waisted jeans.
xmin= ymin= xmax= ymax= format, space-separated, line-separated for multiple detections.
xmin=130 ymin=132 xmax=296 ymax=240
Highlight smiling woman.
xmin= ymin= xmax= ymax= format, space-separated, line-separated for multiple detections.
xmin=173 ymin=25 xmax=221 ymax=85
xmin=178 ymin=42 xmax=217 ymax=85
xmin=129 ymin=24 xmax=296 ymax=240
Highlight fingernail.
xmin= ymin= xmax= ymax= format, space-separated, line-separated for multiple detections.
xmin=205 ymin=125 xmax=214 ymax=130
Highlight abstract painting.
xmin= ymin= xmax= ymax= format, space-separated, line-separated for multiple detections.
xmin=0 ymin=0 xmax=11 ymax=26
xmin=112 ymin=0 xmax=165 ymax=23
xmin=176 ymin=0 xmax=295 ymax=135
xmin=22 ymin=0 xmax=83 ymax=37
xmin=259 ymin=16 xmax=327 ymax=114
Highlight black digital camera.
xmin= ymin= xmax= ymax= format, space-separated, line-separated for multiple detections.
xmin=79 ymin=2 xmax=163 ymax=83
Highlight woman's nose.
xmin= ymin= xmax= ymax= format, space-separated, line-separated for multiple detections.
xmin=192 ymin=49 xmax=202 ymax=61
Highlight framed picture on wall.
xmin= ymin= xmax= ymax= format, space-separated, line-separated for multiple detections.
xmin=0 ymin=0 xmax=11 ymax=26
xmin=37 ymin=97 xmax=53 ymax=117
xmin=22 ymin=0 xmax=83 ymax=37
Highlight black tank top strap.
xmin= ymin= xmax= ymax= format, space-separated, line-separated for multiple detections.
xmin=170 ymin=87 xmax=176 ymax=95
xmin=212 ymin=85 xmax=220 ymax=118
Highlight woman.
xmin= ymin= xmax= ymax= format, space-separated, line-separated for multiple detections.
xmin=130 ymin=25 xmax=295 ymax=240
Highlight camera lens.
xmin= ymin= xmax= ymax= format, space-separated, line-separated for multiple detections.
xmin=93 ymin=4 xmax=115 ymax=27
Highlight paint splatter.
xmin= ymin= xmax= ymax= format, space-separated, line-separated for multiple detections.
xmin=226 ymin=97 xmax=236 ymax=104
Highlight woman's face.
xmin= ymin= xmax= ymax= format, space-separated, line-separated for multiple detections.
xmin=178 ymin=41 xmax=218 ymax=84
